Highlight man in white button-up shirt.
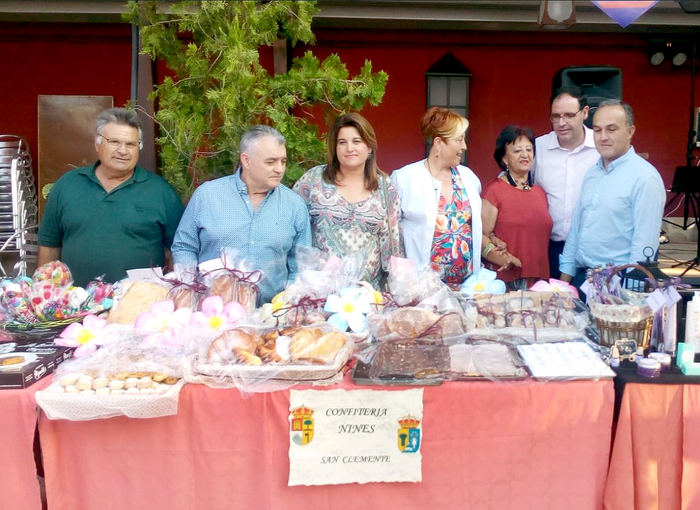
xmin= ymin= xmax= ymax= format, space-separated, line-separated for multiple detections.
xmin=533 ymin=86 xmax=600 ymax=278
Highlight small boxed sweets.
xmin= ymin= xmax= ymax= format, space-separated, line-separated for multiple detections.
xmin=472 ymin=294 xmax=507 ymax=328
xmin=0 ymin=339 xmax=74 ymax=389
xmin=465 ymin=290 xmax=581 ymax=342
xmin=505 ymin=292 xmax=542 ymax=328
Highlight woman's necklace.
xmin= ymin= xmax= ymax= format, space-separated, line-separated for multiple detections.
xmin=426 ymin=159 xmax=443 ymax=193
xmin=426 ymin=158 xmax=437 ymax=179
xmin=506 ymin=170 xmax=531 ymax=190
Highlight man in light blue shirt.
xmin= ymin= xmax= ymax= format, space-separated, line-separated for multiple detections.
xmin=560 ymin=100 xmax=666 ymax=287
xmin=171 ymin=125 xmax=312 ymax=304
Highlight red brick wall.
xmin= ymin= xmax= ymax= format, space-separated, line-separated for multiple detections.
xmin=301 ymin=28 xmax=700 ymax=186
xmin=2 ymin=23 xmax=698 ymax=188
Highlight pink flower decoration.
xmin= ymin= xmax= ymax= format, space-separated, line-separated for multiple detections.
xmin=190 ymin=296 xmax=245 ymax=331
xmin=133 ymin=300 xmax=192 ymax=347
xmin=529 ymin=278 xmax=579 ymax=299
xmin=55 ymin=314 xmax=107 ymax=357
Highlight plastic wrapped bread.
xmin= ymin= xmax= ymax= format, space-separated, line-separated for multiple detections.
xmin=108 ymin=281 xmax=169 ymax=324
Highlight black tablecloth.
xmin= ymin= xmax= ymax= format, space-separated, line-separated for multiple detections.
xmin=612 ymin=356 xmax=700 ymax=424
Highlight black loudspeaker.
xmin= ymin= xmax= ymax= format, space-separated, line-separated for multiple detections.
xmin=672 ymin=166 xmax=700 ymax=194
xmin=552 ymin=66 xmax=623 ymax=127
xmin=679 ymin=0 xmax=700 ymax=13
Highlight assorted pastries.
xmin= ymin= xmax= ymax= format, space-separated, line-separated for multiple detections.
xmin=205 ymin=326 xmax=347 ymax=366
xmin=289 ymin=329 xmax=346 ymax=364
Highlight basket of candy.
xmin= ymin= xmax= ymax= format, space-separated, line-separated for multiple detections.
xmin=0 ymin=261 xmax=112 ymax=341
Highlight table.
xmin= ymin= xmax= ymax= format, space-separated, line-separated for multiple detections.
xmin=39 ymin=378 xmax=614 ymax=510
xmin=0 ymin=377 xmax=51 ymax=510
xmin=604 ymin=383 xmax=700 ymax=510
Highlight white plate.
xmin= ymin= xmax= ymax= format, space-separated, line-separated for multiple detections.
xmin=0 ymin=352 xmax=38 ymax=370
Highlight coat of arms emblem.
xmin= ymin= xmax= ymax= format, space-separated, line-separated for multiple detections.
xmin=290 ymin=406 xmax=314 ymax=445
xmin=397 ymin=416 xmax=421 ymax=453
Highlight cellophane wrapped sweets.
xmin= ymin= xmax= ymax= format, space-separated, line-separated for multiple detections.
xmin=187 ymin=323 xmax=354 ymax=393
xmin=462 ymin=290 xmax=590 ymax=343
xmin=364 ymin=256 xmax=468 ymax=345
xmin=255 ymin=247 xmax=366 ymax=328
xmin=200 ymin=248 xmax=261 ymax=314
xmin=0 ymin=262 xmax=112 ymax=325
xmin=164 ymin=262 xmax=205 ymax=311
xmin=35 ymin=324 xmax=204 ymax=420
xmin=386 ymin=256 xmax=446 ymax=307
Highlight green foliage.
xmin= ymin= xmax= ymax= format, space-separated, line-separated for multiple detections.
xmin=42 ymin=183 xmax=54 ymax=200
xmin=124 ymin=0 xmax=388 ymax=198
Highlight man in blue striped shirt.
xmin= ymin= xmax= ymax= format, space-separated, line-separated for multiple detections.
xmin=171 ymin=125 xmax=312 ymax=304
xmin=559 ymin=100 xmax=666 ymax=287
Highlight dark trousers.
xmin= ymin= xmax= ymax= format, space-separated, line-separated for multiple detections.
xmin=571 ymin=267 xmax=590 ymax=290
xmin=548 ymin=240 xmax=566 ymax=279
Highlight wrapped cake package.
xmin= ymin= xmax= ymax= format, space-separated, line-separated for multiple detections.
xmin=367 ymin=306 xmax=468 ymax=344
xmin=361 ymin=257 xmax=468 ymax=346
xmin=353 ymin=337 xmax=527 ymax=386
xmin=107 ymin=281 xmax=170 ymax=325
xmin=287 ymin=246 xmax=365 ymax=300
xmin=200 ymin=248 xmax=261 ymax=313
xmin=164 ymin=262 xmax=206 ymax=310
xmin=447 ymin=342 xmax=527 ymax=381
xmin=367 ymin=339 xmax=449 ymax=382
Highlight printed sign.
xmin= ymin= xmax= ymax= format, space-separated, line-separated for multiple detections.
xmin=288 ymin=388 xmax=423 ymax=486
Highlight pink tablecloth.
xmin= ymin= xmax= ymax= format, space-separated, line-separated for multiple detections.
xmin=604 ymin=384 xmax=700 ymax=510
xmin=39 ymin=378 xmax=614 ymax=510
xmin=0 ymin=377 xmax=51 ymax=510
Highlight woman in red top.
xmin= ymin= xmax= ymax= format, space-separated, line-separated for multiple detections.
xmin=481 ymin=126 xmax=553 ymax=289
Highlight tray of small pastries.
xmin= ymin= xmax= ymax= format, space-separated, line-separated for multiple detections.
xmin=195 ymin=325 xmax=353 ymax=381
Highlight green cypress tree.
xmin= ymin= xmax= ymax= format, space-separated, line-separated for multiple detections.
xmin=125 ymin=0 xmax=388 ymax=198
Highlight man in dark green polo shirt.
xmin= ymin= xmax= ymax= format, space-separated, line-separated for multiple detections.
xmin=38 ymin=108 xmax=184 ymax=287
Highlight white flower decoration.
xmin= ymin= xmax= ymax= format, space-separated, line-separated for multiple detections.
xmin=461 ymin=268 xmax=506 ymax=297
xmin=324 ymin=287 xmax=371 ymax=333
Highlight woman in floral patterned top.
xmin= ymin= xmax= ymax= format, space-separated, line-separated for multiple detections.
xmin=293 ymin=112 xmax=403 ymax=288
xmin=392 ymin=107 xmax=518 ymax=287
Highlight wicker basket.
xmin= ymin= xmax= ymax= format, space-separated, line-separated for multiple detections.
xmin=589 ymin=264 xmax=655 ymax=349
xmin=593 ymin=314 xmax=654 ymax=348
xmin=1 ymin=316 xmax=85 ymax=341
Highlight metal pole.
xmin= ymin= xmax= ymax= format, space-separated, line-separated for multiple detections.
xmin=131 ymin=23 xmax=139 ymax=103
xmin=687 ymin=39 xmax=696 ymax=167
